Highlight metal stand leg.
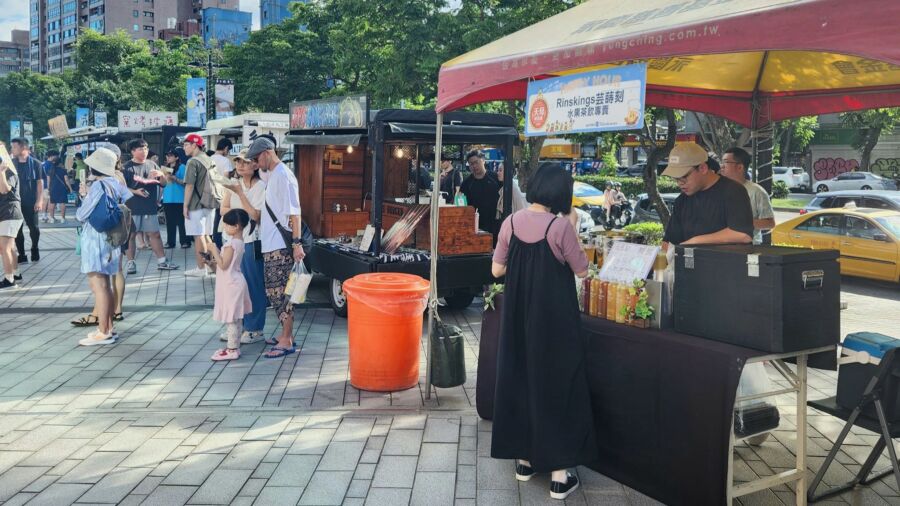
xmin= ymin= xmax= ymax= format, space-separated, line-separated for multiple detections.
xmin=806 ymin=406 xmax=865 ymax=502
xmin=858 ymin=438 xmax=889 ymax=486
xmin=874 ymin=400 xmax=900 ymax=492
xmin=796 ymin=355 xmax=808 ymax=506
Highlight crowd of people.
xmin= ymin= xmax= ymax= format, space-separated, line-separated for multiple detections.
xmin=0 ymin=134 xmax=305 ymax=361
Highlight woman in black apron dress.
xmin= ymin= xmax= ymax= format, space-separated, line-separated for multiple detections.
xmin=490 ymin=163 xmax=597 ymax=500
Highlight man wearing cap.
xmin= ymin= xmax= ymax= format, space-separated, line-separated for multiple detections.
xmin=246 ymin=136 xmax=304 ymax=359
xmin=720 ymin=147 xmax=775 ymax=245
xmin=460 ymin=149 xmax=501 ymax=234
xmin=122 ymin=138 xmax=179 ymax=274
xmin=182 ymin=133 xmax=218 ymax=277
xmin=661 ymin=143 xmax=753 ymax=248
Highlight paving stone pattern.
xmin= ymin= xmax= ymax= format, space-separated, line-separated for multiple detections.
xmin=0 ymin=227 xmax=899 ymax=504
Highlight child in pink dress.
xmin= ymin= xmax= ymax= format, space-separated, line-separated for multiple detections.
xmin=210 ymin=209 xmax=253 ymax=361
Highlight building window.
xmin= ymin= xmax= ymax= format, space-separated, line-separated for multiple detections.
xmin=133 ymin=24 xmax=139 ymax=31
xmin=64 ymin=1 xmax=76 ymax=13
xmin=143 ymin=25 xmax=154 ymax=31
xmin=133 ymin=9 xmax=139 ymax=16
xmin=143 ymin=11 xmax=153 ymax=18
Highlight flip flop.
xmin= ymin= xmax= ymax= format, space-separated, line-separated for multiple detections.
xmin=113 ymin=313 xmax=124 ymax=322
xmin=264 ymin=346 xmax=296 ymax=359
xmin=71 ymin=314 xmax=99 ymax=327
xmin=265 ymin=336 xmax=279 ymax=346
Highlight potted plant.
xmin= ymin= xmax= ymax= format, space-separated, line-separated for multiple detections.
xmin=631 ymin=280 xmax=655 ymax=328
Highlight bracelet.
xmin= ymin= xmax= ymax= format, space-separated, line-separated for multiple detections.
xmin=291 ymin=238 xmax=303 ymax=245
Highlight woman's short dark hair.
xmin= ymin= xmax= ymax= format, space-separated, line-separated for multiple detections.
xmin=526 ymin=162 xmax=573 ymax=215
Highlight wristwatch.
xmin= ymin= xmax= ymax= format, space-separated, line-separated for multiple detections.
xmin=292 ymin=238 xmax=303 ymax=246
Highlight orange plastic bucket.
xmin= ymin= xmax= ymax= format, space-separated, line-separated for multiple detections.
xmin=342 ymin=273 xmax=430 ymax=392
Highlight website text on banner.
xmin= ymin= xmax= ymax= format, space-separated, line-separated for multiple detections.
xmin=524 ymin=62 xmax=647 ymax=137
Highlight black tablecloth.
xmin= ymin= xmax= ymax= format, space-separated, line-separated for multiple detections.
xmin=582 ymin=316 xmax=768 ymax=506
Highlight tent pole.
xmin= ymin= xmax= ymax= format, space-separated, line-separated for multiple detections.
xmin=424 ymin=113 xmax=443 ymax=400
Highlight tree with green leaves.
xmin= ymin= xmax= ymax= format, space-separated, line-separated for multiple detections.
xmin=841 ymin=108 xmax=900 ymax=171
xmin=635 ymin=108 xmax=677 ymax=228
xmin=220 ymin=17 xmax=328 ymax=113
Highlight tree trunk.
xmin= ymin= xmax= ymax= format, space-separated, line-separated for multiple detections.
xmin=860 ymin=127 xmax=881 ymax=171
xmin=643 ymin=109 xmax=677 ymax=228
xmin=781 ymin=122 xmax=794 ymax=166
xmin=519 ymin=136 xmax=545 ymax=192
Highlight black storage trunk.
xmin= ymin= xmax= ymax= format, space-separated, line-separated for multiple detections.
xmin=674 ymin=244 xmax=840 ymax=353
xmin=836 ymin=363 xmax=900 ymax=421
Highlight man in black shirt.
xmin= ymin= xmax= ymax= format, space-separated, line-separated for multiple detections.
xmin=661 ymin=143 xmax=753 ymax=248
xmin=11 ymin=138 xmax=44 ymax=263
xmin=460 ymin=149 xmax=501 ymax=234
xmin=123 ymin=139 xmax=178 ymax=273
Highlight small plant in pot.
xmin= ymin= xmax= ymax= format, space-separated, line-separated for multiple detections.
xmin=619 ymin=279 xmax=654 ymax=328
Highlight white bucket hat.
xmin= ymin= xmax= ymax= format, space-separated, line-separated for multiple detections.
xmin=84 ymin=147 xmax=118 ymax=177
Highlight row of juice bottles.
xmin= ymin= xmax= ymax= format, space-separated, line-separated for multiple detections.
xmin=581 ymin=277 xmax=632 ymax=323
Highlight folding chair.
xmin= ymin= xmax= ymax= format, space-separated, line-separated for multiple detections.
xmin=807 ymin=347 xmax=900 ymax=502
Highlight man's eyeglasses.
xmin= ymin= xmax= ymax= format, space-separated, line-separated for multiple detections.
xmin=674 ymin=165 xmax=700 ymax=184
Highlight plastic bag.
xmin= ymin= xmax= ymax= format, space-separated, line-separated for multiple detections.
xmin=289 ymin=261 xmax=313 ymax=304
xmin=734 ymin=362 xmax=780 ymax=438
xmin=75 ymin=226 xmax=82 ymax=256
xmin=431 ymin=318 xmax=466 ymax=388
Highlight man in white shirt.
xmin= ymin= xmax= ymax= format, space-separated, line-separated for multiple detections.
xmin=245 ymin=137 xmax=304 ymax=358
xmin=210 ymin=138 xmax=234 ymax=248
xmin=720 ymin=147 xmax=776 ymax=244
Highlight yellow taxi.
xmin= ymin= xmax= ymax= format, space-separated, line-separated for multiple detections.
xmin=572 ymin=181 xmax=606 ymax=216
xmin=772 ymin=207 xmax=900 ymax=283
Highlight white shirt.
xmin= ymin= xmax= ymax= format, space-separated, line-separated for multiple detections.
xmin=743 ymin=180 xmax=775 ymax=244
xmin=222 ymin=178 xmax=266 ymax=243
xmin=261 ymin=162 xmax=301 ymax=253
xmin=211 ymin=153 xmax=234 ymax=177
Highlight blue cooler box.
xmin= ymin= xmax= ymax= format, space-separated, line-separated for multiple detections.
xmin=836 ymin=332 xmax=900 ymax=420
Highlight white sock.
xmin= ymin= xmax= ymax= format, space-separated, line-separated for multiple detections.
xmin=4 ymin=274 xmax=13 ymax=283
xmin=157 ymin=257 xmax=167 ymax=264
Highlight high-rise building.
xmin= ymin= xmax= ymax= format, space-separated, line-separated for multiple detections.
xmin=0 ymin=30 xmax=30 ymax=76
xmin=203 ymin=8 xmax=251 ymax=47
xmin=260 ymin=0 xmax=303 ymax=28
xmin=28 ymin=0 xmax=244 ymax=74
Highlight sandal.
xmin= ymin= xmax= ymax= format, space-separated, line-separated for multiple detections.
xmin=264 ymin=345 xmax=296 ymax=359
xmin=113 ymin=313 xmax=124 ymax=322
xmin=71 ymin=314 xmax=99 ymax=327
xmin=264 ymin=336 xmax=279 ymax=346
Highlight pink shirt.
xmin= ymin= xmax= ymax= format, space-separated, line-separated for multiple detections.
xmin=493 ymin=209 xmax=589 ymax=274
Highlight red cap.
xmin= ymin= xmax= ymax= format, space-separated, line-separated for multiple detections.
xmin=184 ymin=133 xmax=205 ymax=147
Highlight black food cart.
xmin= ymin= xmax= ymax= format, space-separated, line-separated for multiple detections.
xmin=286 ymin=96 xmax=517 ymax=316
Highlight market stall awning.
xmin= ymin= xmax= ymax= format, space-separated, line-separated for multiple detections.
xmin=436 ymin=0 xmax=900 ymax=126
xmin=283 ymin=133 xmax=362 ymax=146
xmin=386 ymin=122 xmax=519 ymax=139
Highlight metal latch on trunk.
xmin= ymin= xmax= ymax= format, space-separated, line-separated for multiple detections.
xmin=683 ymin=248 xmax=694 ymax=269
xmin=747 ymin=254 xmax=759 ymax=278
xmin=802 ymin=270 xmax=824 ymax=290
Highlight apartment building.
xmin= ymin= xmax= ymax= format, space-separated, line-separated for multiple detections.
xmin=0 ymin=30 xmax=29 ymax=76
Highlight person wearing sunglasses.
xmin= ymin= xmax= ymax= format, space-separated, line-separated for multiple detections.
xmin=660 ymin=143 xmax=753 ymax=250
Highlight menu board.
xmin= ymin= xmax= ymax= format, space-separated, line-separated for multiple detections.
xmin=598 ymin=241 xmax=659 ymax=284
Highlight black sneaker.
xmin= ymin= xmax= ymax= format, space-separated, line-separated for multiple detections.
xmin=17 ymin=255 xmax=28 ymax=264
xmin=31 ymin=250 xmax=40 ymax=262
xmin=165 ymin=243 xmax=176 ymax=249
xmin=13 ymin=274 xmax=22 ymax=281
xmin=0 ymin=278 xmax=17 ymax=289
xmin=515 ymin=463 xmax=535 ymax=482
xmin=550 ymin=473 xmax=579 ymax=500
xmin=181 ymin=243 xmax=191 ymax=249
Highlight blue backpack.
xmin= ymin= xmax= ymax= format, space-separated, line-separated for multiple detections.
xmin=87 ymin=180 xmax=123 ymax=232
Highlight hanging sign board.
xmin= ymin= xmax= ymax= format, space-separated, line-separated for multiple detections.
xmin=290 ymin=95 xmax=367 ymax=130
xmin=598 ymin=241 xmax=659 ymax=284
xmin=525 ymin=63 xmax=647 ymax=137
xmin=117 ymin=111 xmax=178 ymax=132
xmin=48 ymin=115 xmax=69 ymax=139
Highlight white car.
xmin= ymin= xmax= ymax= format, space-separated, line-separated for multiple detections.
xmin=815 ymin=171 xmax=898 ymax=193
xmin=773 ymin=166 xmax=810 ymax=192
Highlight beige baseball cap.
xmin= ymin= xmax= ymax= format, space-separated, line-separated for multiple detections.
xmin=661 ymin=143 xmax=709 ymax=178
xmin=232 ymin=148 xmax=251 ymax=162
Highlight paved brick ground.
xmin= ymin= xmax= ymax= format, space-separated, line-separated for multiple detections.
xmin=1 ymin=226 xmax=899 ymax=505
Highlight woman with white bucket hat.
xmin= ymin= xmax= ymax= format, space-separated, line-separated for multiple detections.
xmin=75 ymin=147 xmax=132 ymax=346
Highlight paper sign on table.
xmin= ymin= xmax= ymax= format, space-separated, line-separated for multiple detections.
xmin=598 ymin=241 xmax=659 ymax=284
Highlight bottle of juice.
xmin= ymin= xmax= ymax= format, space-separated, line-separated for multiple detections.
xmin=615 ymin=283 xmax=628 ymax=323
xmin=582 ymin=277 xmax=592 ymax=314
xmin=598 ymin=281 xmax=608 ymax=319
xmin=590 ymin=278 xmax=601 ymax=317
xmin=605 ymin=283 xmax=618 ymax=320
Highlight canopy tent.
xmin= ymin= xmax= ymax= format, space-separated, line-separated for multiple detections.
xmin=424 ymin=0 xmax=900 ymax=501
xmin=435 ymin=0 xmax=900 ymax=126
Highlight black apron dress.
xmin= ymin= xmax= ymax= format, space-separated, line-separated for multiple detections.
xmin=490 ymin=215 xmax=598 ymax=472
